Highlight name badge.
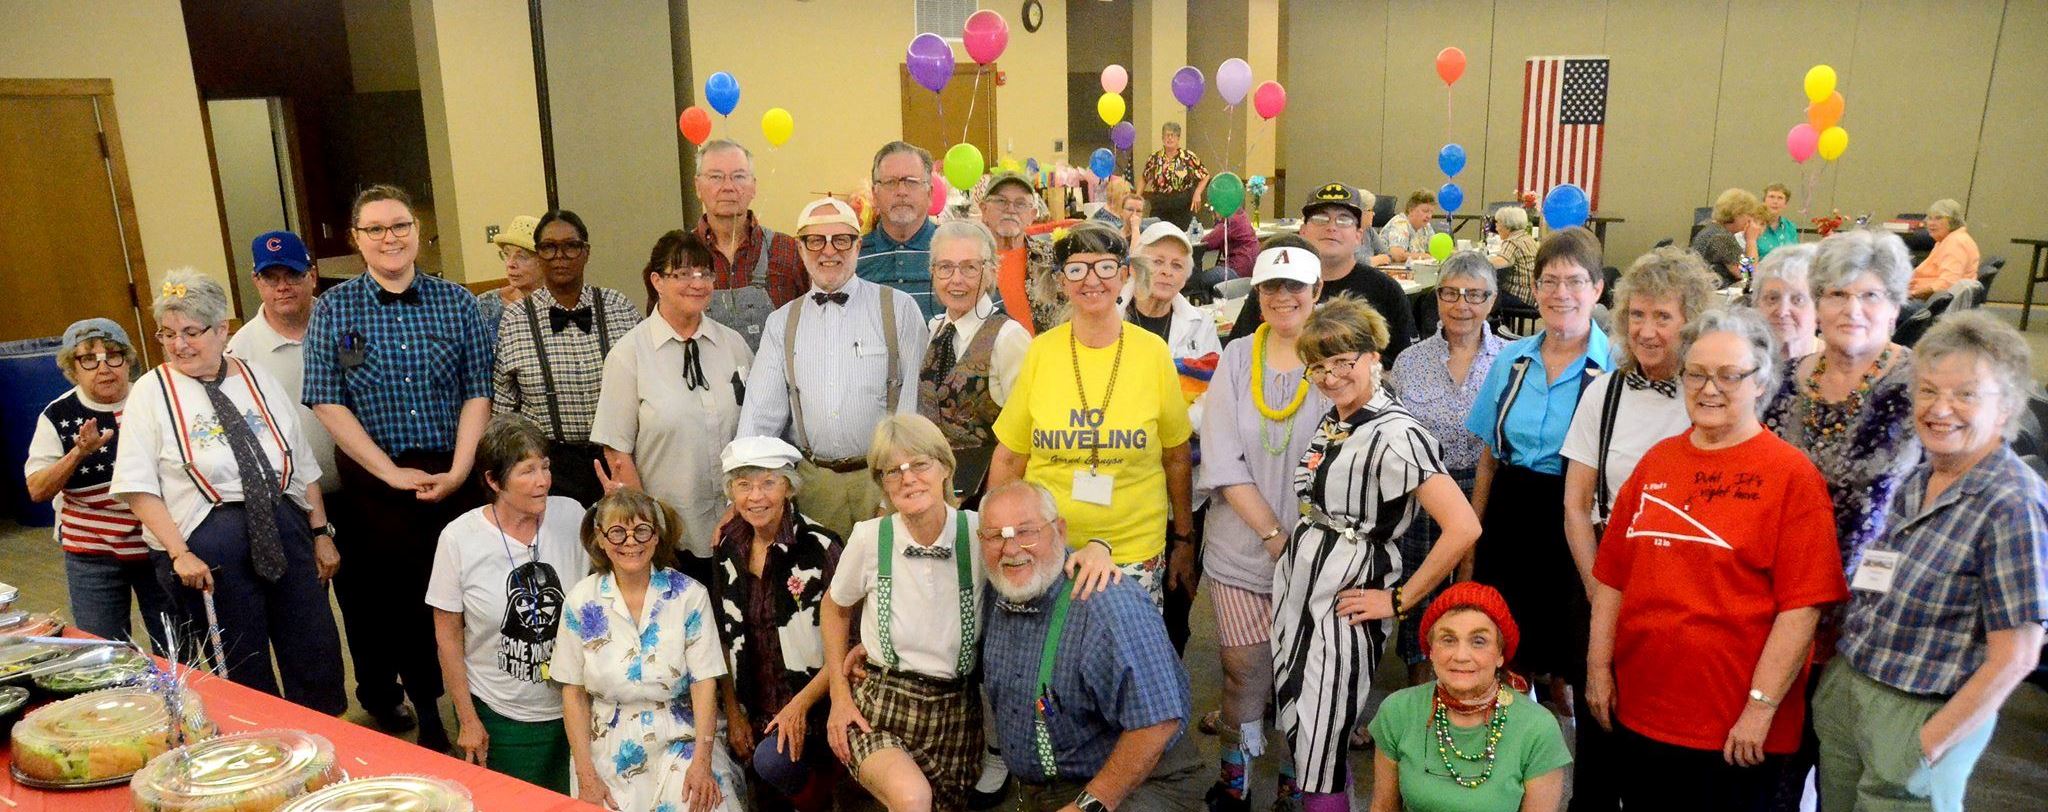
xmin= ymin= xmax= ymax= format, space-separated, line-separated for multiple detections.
xmin=1850 ymin=549 xmax=1902 ymax=594
xmin=1072 ymin=469 xmax=1115 ymax=506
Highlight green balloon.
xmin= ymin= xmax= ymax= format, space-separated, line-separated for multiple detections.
xmin=1207 ymin=172 xmax=1246 ymax=218
xmin=1428 ymin=231 xmax=1454 ymax=262
xmin=942 ymin=143 xmax=985 ymax=193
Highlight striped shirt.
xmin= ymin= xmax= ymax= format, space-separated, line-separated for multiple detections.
xmin=302 ymin=271 xmax=494 ymax=454
xmin=24 ymin=389 xmax=145 ymax=558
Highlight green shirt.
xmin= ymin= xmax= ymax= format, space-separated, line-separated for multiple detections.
xmin=1367 ymin=683 xmax=1573 ymax=812
xmin=1757 ymin=216 xmax=1801 ymax=258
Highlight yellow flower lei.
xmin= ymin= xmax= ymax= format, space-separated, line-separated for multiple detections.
xmin=1249 ymin=324 xmax=1309 ymax=422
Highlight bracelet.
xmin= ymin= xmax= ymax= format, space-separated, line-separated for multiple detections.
xmin=1086 ymin=538 xmax=1113 ymax=554
xmin=1390 ymin=585 xmax=1406 ymax=620
xmin=1747 ymin=688 xmax=1779 ymax=708
xmin=1260 ymin=527 xmax=1283 ymax=542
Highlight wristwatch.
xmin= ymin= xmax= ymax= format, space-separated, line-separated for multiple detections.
xmin=312 ymin=524 xmax=337 ymax=540
xmin=1747 ymin=688 xmax=1779 ymax=708
xmin=1075 ymin=790 xmax=1110 ymax=812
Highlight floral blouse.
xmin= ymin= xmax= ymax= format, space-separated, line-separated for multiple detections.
xmin=1142 ymin=148 xmax=1209 ymax=194
xmin=710 ymin=508 xmax=843 ymax=733
xmin=1762 ymin=352 xmax=1920 ymax=574
xmin=1390 ymin=327 xmax=1506 ymax=473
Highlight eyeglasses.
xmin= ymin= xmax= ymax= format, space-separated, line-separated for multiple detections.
xmin=1305 ymin=355 xmax=1363 ymax=383
xmin=932 ymin=260 xmax=984 ymax=279
xmin=698 ymin=171 xmax=754 ymax=186
xmin=1437 ymin=286 xmax=1495 ymax=304
xmin=1756 ymin=290 xmax=1811 ymax=309
xmin=1060 ymin=259 xmax=1125 ymax=282
xmin=353 ymin=221 xmax=415 ymax=240
xmin=1255 ymin=280 xmax=1310 ymax=296
xmin=1681 ymin=367 xmax=1760 ymax=391
xmin=154 ymin=326 xmax=216 ymax=343
xmin=798 ymin=233 xmax=859 ymax=252
xmin=881 ymin=457 xmax=942 ymax=485
xmin=1535 ymin=275 xmax=1593 ymax=293
xmin=662 ymin=268 xmax=717 ymax=282
xmin=498 ymin=246 xmax=538 ymax=264
xmin=537 ymin=240 xmax=590 ymax=260
xmin=1915 ymin=383 xmax=1991 ymax=408
xmin=74 ymin=351 xmax=127 ymax=370
xmin=601 ymin=524 xmax=658 ymax=546
xmin=976 ymin=521 xmax=1050 ymax=546
xmin=875 ymin=176 xmax=929 ymax=192
xmin=1305 ymin=213 xmax=1359 ymax=229
xmin=1818 ymin=289 xmax=1889 ymax=308
xmin=984 ymin=196 xmax=1035 ymax=212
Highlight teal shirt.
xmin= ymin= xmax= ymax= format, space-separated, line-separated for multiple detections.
xmin=858 ymin=219 xmax=940 ymax=320
xmin=1757 ymin=216 xmax=1800 ymax=258
xmin=1368 ymin=683 xmax=1573 ymax=812
xmin=1462 ymin=326 xmax=1612 ymax=474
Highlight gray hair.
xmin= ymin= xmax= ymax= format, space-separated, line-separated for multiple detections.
xmin=1494 ymin=205 xmax=1530 ymax=233
xmin=1926 ymin=198 xmax=1966 ymax=230
xmin=931 ymin=220 xmax=999 ymax=291
xmin=696 ymin=138 xmax=753 ymax=165
xmin=982 ymin=479 xmax=1062 ymax=526
xmin=1678 ymin=308 xmax=1780 ymax=407
xmin=1161 ymin=122 xmax=1183 ymax=137
xmin=870 ymin=141 xmax=933 ymax=182
xmin=1753 ymin=243 xmax=1816 ymax=294
xmin=477 ymin=413 xmax=549 ymax=494
xmin=723 ymin=464 xmax=803 ymax=497
xmin=151 ymin=268 xmax=231 ymax=328
xmin=56 ymin=334 xmax=138 ymax=384
xmin=1439 ymin=250 xmax=1497 ymax=293
xmin=1913 ymin=311 xmax=2033 ymax=440
xmin=1809 ymin=229 xmax=1912 ymax=307
xmin=1614 ymin=247 xmax=1721 ymax=374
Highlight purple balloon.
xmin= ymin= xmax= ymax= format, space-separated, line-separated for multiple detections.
xmin=1216 ymin=58 xmax=1253 ymax=106
xmin=907 ymin=33 xmax=953 ymax=94
xmin=1172 ymin=66 xmax=1205 ymax=110
xmin=1110 ymin=122 xmax=1136 ymax=151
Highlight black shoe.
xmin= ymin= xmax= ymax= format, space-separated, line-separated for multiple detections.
xmin=414 ymin=713 xmax=451 ymax=753
xmin=1206 ymin=782 xmax=1252 ymax=812
xmin=968 ymin=776 xmax=1012 ymax=811
xmin=368 ymin=702 xmax=418 ymax=733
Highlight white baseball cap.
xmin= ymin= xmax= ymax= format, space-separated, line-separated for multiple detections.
xmin=720 ymin=436 xmax=803 ymax=473
xmin=1135 ymin=221 xmax=1193 ymax=253
xmin=795 ymin=197 xmax=860 ymax=232
xmin=1251 ymin=246 xmax=1320 ymax=286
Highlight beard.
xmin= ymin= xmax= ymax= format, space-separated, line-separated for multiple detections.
xmin=990 ymin=555 xmax=1062 ymax=603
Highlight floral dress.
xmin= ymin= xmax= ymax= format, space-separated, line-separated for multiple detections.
xmin=553 ymin=568 xmax=745 ymax=812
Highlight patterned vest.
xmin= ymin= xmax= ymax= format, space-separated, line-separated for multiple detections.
xmin=917 ymin=313 xmax=1009 ymax=451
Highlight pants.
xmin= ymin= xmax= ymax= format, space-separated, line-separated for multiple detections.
xmin=1011 ymin=732 xmax=1205 ymax=812
xmin=1615 ymin=721 xmax=1780 ymax=812
xmin=475 ymin=699 xmax=572 ymax=795
xmin=1148 ymin=188 xmax=1198 ymax=232
xmin=547 ymin=440 xmax=609 ymax=508
xmin=795 ymin=461 xmax=882 ymax=540
xmin=1813 ymin=659 xmax=1995 ymax=812
xmin=1567 ymin=677 xmax=1621 ymax=811
xmin=156 ymin=502 xmax=346 ymax=715
xmin=64 ymin=549 xmax=175 ymax=653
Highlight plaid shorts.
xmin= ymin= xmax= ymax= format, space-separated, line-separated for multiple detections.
xmin=1208 ymin=581 xmax=1273 ymax=648
xmin=847 ymin=669 xmax=983 ymax=812
xmin=1117 ymin=553 xmax=1166 ymax=610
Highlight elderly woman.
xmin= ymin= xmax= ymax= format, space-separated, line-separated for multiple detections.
xmin=476 ymin=214 xmax=542 ymax=341
xmin=1488 ymin=206 xmax=1540 ymax=303
xmin=991 ymin=222 xmax=1197 ymax=608
xmin=711 ymin=436 xmax=845 ymax=810
xmin=24 ymin=319 xmax=168 ymax=650
xmin=1588 ymin=308 xmax=1847 ymax=811
xmin=1368 ymin=583 xmax=1571 ymax=812
xmin=1908 ymin=199 xmax=1980 ymax=301
xmin=1140 ymin=122 xmax=1210 ymax=229
xmin=1199 ymin=209 xmax=1259 ymax=283
xmin=113 ymin=269 xmax=343 ymax=711
xmin=1756 ymin=184 xmax=1800 ymax=259
xmin=918 ymin=221 xmax=1032 ymax=501
xmin=592 ymin=230 xmax=752 ymax=579
xmin=1123 ymin=222 xmax=1224 ymax=423
xmin=1381 ymin=189 xmax=1440 ymax=263
xmin=1693 ymin=188 xmax=1765 ymax=286
xmin=1814 ymin=312 xmax=2047 ymax=812
xmin=1752 ymin=244 xmax=1819 ymax=360
xmin=822 ymin=415 xmax=985 ymax=812
xmin=427 ymin=414 xmax=588 ymax=790
xmin=1275 ymin=295 xmax=1480 ymax=812
xmin=555 ymin=488 xmax=740 ymax=811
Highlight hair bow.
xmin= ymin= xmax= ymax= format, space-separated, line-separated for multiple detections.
xmin=161 ymin=282 xmax=188 ymax=299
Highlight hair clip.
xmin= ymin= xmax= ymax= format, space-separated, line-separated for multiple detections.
xmin=161 ymin=282 xmax=188 ymax=299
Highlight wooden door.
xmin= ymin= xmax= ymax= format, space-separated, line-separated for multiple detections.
xmin=0 ymin=80 xmax=152 ymax=361
xmin=901 ymin=63 xmax=997 ymax=167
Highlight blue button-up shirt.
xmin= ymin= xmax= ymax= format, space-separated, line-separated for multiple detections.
xmin=302 ymin=272 xmax=493 ymax=454
xmin=858 ymin=220 xmax=939 ymax=320
xmin=1462 ymin=325 xmax=1612 ymax=474
xmin=981 ymin=574 xmax=1190 ymax=784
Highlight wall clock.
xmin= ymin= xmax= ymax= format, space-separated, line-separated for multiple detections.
xmin=1022 ymin=0 xmax=1044 ymax=33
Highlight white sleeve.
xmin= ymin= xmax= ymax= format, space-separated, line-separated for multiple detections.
xmin=989 ymin=320 xmax=1034 ymax=406
xmin=892 ymin=292 xmax=929 ymax=414
xmin=23 ymin=407 xmax=64 ymax=479
xmin=827 ymin=519 xmax=878 ymax=608
xmin=679 ymin=584 xmax=728 ymax=681
xmin=1558 ymin=375 xmax=1609 ymax=468
xmin=588 ymin=336 xmax=641 ymax=453
xmin=549 ymin=575 xmax=596 ymax=687
xmin=424 ymin=516 xmax=468 ymax=612
xmin=110 ymin=373 xmax=166 ymax=499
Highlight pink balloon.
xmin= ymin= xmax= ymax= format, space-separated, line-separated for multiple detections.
xmin=1216 ymin=58 xmax=1253 ymax=106
xmin=929 ymin=172 xmax=950 ymax=216
xmin=1101 ymin=64 xmax=1129 ymax=95
xmin=962 ymin=10 xmax=1008 ymax=65
xmin=1252 ymin=81 xmax=1287 ymax=120
xmin=1786 ymin=123 xmax=1819 ymax=163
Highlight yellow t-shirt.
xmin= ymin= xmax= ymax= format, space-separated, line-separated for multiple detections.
xmin=993 ymin=322 xmax=1195 ymax=564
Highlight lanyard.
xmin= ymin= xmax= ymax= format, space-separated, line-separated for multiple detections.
xmin=1031 ymin=588 xmax=1075 ymax=779
xmin=874 ymin=511 xmax=976 ymax=676
xmin=1069 ymin=325 xmax=1125 ymax=473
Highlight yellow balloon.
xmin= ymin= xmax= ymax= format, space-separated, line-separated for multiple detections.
xmin=1804 ymin=65 xmax=1837 ymax=105
xmin=761 ymin=107 xmax=794 ymax=147
xmin=1097 ymin=92 xmax=1126 ymax=127
xmin=1817 ymin=126 xmax=1849 ymax=161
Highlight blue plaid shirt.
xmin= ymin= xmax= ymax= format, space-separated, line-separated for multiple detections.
xmin=858 ymin=220 xmax=939 ymax=321
xmin=302 ymin=272 xmax=494 ymax=454
xmin=981 ymin=574 xmax=1190 ymax=784
xmin=1839 ymin=445 xmax=2048 ymax=696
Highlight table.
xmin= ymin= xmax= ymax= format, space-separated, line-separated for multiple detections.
xmin=1446 ymin=212 xmax=1626 ymax=244
xmin=1252 ymin=219 xmax=1301 ymax=241
xmin=2015 ymin=238 xmax=2048 ymax=329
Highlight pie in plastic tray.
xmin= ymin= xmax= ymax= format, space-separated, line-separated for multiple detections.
xmin=33 ymin=647 xmax=151 ymax=695
xmin=131 ymin=729 xmax=342 ymax=811
xmin=274 ymin=774 xmax=475 ymax=812
xmin=8 ymin=685 xmax=215 ymax=788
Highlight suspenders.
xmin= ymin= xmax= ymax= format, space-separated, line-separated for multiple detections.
xmin=156 ymin=358 xmax=294 ymax=505
xmin=782 ymin=286 xmax=902 ymax=456
xmin=1490 ymin=347 xmax=1603 ymax=465
xmin=520 ymin=291 xmax=614 ymax=443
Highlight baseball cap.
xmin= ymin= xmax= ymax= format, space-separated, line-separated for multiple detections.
xmin=1135 ymin=221 xmax=1193 ymax=253
xmin=795 ymin=197 xmax=861 ymax=232
xmin=1301 ymin=182 xmax=1364 ymax=221
xmin=491 ymin=215 xmax=541 ymax=252
xmin=980 ymin=171 xmax=1034 ymax=201
xmin=62 ymin=318 xmax=131 ymax=353
xmin=1251 ymin=246 xmax=1320 ymax=286
xmin=251 ymin=231 xmax=312 ymax=274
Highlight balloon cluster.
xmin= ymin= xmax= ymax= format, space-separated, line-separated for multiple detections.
xmin=907 ymin=11 xmax=1012 ymax=210
xmin=676 ymin=72 xmax=798 ymax=150
xmin=1786 ymin=65 xmax=1848 ymax=163
xmin=1427 ymin=47 xmax=1470 ymax=261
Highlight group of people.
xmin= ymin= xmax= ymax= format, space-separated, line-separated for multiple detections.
xmin=23 ymin=128 xmax=2044 ymax=812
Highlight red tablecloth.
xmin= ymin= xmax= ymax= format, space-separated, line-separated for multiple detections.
xmin=0 ymin=641 xmax=601 ymax=811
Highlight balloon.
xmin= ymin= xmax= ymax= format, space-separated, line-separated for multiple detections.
xmin=1804 ymin=65 xmax=1837 ymax=105
xmin=1110 ymin=121 xmax=1136 ymax=151
xmin=1207 ymin=172 xmax=1246 ymax=218
xmin=1172 ymin=66 xmax=1206 ymax=109
xmin=704 ymin=72 xmax=741 ymax=117
xmin=1216 ymin=58 xmax=1253 ymax=106
xmin=1437 ymin=182 xmax=1465 ymax=215
xmin=942 ymin=143 xmax=984 ymax=190
xmin=1026 ymin=157 xmax=1040 ymax=175
xmin=1542 ymin=184 xmax=1590 ymax=230
xmin=1252 ymin=81 xmax=1287 ymax=120
xmin=1437 ymin=143 xmax=1467 ymax=177
xmin=1817 ymin=126 xmax=1849 ymax=161
xmin=928 ymin=173 xmax=949 ymax=217
xmin=962 ymin=10 xmax=1009 ymax=65
xmin=1786 ymin=123 xmax=1818 ymax=163
xmin=677 ymin=107 xmax=712 ymax=145
xmin=760 ymin=107 xmax=793 ymax=147
xmin=1101 ymin=65 xmax=1129 ymax=95
xmin=1436 ymin=47 xmax=1467 ymax=86
xmin=1806 ymin=91 xmax=1844 ymax=131
xmin=1428 ymin=232 xmax=1455 ymax=263
xmin=907 ymin=33 xmax=954 ymax=94
xmin=1089 ymin=148 xmax=1116 ymax=180
xmin=1097 ymin=92 xmax=1126 ymax=126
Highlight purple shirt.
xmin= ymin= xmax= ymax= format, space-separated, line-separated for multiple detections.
xmin=1200 ymin=211 xmax=1259 ymax=279
xmin=1200 ymin=334 xmax=1333 ymax=592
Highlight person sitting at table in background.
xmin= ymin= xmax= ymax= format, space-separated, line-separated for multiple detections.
xmin=1814 ymin=312 xmax=2048 ymax=812
xmin=1908 ymin=198 xmax=1980 ymax=301
xmin=1757 ymin=184 xmax=1800 ymax=259
xmin=115 ymin=269 xmax=344 ymax=713
xmin=555 ymin=488 xmax=741 ymax=812
xmin=919 ymin=220 xmax=1032 ymax=503
xmin=1368 ymin=583 xmax=1572 ymax=812
xmin=696 ymin=139 xmax=808 ymax=351
xmin=1352 ymin=189 xmax=1397 ymax=269
xmin=1693 ymin=188 xmax=1765 ymax=286
xmin=476 ymin=215 xmax=542 ymax=342
xmin=1381 ymin=189 xmax=1440 ymax=263
xmin=1488 ymin=205 xmax=1541 ymax=304
xmin=24 ymin=318 xmax=167 ymax=650
xmin=982 ymin=171 xmax=1063 ymax=334
xmin=711 ymin=436 xmax=846 ymax=812
xmin=1226 ymin=184 xmax=1417 ymax=363
xmin=1141 ymin=122 xmax=1210 ymax=230
xmin=1751 ymin=244 xmax=1820 ymax=360
xmin=1199 ymin=208 xmax=1259 ymax=286
xmin=427 ymin=414 xmax=588 ymax=793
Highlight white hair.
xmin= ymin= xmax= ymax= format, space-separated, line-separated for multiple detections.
xmin=151 ymin=268 xmax=231 ymax=327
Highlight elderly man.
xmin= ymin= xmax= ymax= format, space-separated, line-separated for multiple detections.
xmin=694 ymin=138 xmax=805 ymax=349
xmin=981 ymin=171 xmax=1059 ymax=333
xmin=741 ymin=197 xmax=928 ymax=537
xmin=978 ymin=480 xmax=1204 ymax=812
xmin=1226 ymin=183 xmax=1416 ymax=364
xmin=861 ymin=141 xmax=943 ymax=320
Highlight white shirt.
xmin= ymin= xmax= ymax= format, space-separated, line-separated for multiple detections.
xmin=1115 ymin=284 xmax=1223 ymax=429
xmin=826 ymin=508 xmax=985 ymax=680
xmin=924 ymin=296 xmax=1033 ymax=405
xmin=588 ymin=315 xmax=752 ymax=557
xmin=1560 ymin=373 xmax=1693 ymax=521
xmin=112 ymin=360 xmax=321 ymax=549
xmin=425 ymin=497 xmax=590 ymax=722
xmin=738 ymin=276 xmax=928 ymax=459
xmin=228 ymin=307 xmax=339 ymax=492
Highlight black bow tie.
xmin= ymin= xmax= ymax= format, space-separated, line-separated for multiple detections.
xmin=1624 ymin=371 xmax=1678 ymax=398
xmin=995 ymin=599 xmax=1042 ymax=614
xmin=375 ymin=285 xmax=421 ymax=306
xmin=812 ymin=291 xmax=850 ymax=306
xmin=902 ymin=544 xmax=952 ymax=560
xmin=551 ymin=306 xmax=593 ymax=333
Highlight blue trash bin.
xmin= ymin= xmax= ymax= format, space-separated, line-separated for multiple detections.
xmin=1 ymin=336 xmax=71 ymax=526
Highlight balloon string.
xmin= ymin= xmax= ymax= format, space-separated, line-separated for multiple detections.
xmin=961 ymin=69 xmax=982 ymax=147
xmin=937 ymin=93 xmax=949 ymax=149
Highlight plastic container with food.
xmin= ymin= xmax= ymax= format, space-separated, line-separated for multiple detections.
xmin=33 ymin=647 xmax=150 ymax=696
xmin=0 ymin=641 xmax=70 ymax=684
xmin=131 ymin=729 xmax=342 ymax=811
xmin=8 ymin=684 xmax=216 ymax=789
xmin=0 ymin=685 xmax=28 ymax=743
xmin=0 ymin=610 xmax=64 ymax=639
xmin=274 ymin=774 xmax=476 ymax=812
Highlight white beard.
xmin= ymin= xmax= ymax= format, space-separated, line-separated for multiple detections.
xmin=990 ymin=556 xmax=1062 ymax=604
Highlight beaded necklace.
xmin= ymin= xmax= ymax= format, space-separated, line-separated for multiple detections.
xmin=1429 ymin=683 xmax=1510 ymax=789
xmin=1801 ymin=346 xmax=1892 ymax=444
xmin=1250 ymin=325 xmax=1310 ymax=456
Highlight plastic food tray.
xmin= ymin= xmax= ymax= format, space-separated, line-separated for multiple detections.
xmin=7 ymin=685 xmax=215 ymax=788
xmin=274 ymin=774 xmax=476 ymax=812
xmin=131 ymin=729 xmax=342 ymax=811
xmin=33 ymin=647 xmax=150 ymax=695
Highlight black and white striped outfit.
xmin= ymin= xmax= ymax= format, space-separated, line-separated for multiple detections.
xmin=1270 ymin=387 xmax=1446 ymax=793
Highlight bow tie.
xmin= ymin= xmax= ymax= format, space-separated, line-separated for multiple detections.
xmin=1624 ymin=371 xmax=1678 ymax=398
xmin=551 ymin=306 xmax=594 ymax=333
xmin=375 ymin=285 xmax=421 ymax=306
xmin=811 ymin=291 xmax=850 ymax=306
xmin=995 ymin=599 xmax=1042 ymax=614
xmin=902 ymin=543 xmax=952 ymax=560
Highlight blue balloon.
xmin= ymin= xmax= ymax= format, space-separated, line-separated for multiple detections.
xmin=1543 ymin=183 xmax=1590 ymax=230
xmin=1438 ymin=182 xmax=1465 ymax=215
xmin=704 ymin=72 xmax=741 ymax=116
xmin=1090 ymin=147 xmax=1116 ymax=180
xmin=1026 ymin=157 xmax=1040 ymax=174
xmin=1438 ymin=143 xmax=1467 ymax=177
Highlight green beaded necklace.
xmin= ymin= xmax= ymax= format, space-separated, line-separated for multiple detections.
xmin=1429 ymin=688 xmax=1511 ymax=789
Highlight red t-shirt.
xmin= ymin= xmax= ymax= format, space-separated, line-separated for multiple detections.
xmin=1594 ymin=428 xmax=1847 ymax=753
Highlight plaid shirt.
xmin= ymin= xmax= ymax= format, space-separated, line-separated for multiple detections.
xmin=1839 ymin=445 xmax=2048 ymax=696
xmin=492 ymin=285 xmax=641 ymax=443
xmin=303 ymin=272 xmax=492 ymax=454
xmin=695 ymin=211 xmax=807 ymax=308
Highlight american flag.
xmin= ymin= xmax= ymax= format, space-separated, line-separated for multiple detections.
xmin=1518 ymin=56 xmax=1610 ymax=211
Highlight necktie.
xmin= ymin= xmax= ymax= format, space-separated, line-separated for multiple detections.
xmin=198 ymin=359 xmax=287 ymax=582
xmin=681 ymin=338 xmax=708 ymax=391
xmin=550 ymin=306 xmax=593 ymax=333
xmin=1624 ymin=371 xmax=1678 ymax=398
xmin=929 ymin=322 xmax=958 ymax=380
xmin=902 ymin=543 xmax=952 ymax=560
xmin=811 ymin=291 xmax=849 ymax=306
xmin=375 ymin=286 xmax=421 ymax=305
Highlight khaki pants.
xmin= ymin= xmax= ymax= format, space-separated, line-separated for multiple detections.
xmin=1814 ymin=659 xmax=1996 ymax=812
xmin=798 ymin=460 xmax=883 ymax=539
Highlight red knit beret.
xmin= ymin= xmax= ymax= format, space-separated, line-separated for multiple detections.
xmin=1416 ymin=582 xmax=1519 ymax=662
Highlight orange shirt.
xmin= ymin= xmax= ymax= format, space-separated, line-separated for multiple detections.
xmin=1909 ymin=227 xmax=1980 ymax=299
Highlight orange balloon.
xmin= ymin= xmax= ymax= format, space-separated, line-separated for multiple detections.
xmin=678 ymin=107 xmax=713 ymax=145
xmin=1806 ymin=91 xmax=1845 ymax=131
xmin=1435 ymin=47 xmax=1467 ymax=86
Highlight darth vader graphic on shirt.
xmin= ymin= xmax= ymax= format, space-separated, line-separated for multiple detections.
xmin=497 ymin=560 xmax=565 ymax=683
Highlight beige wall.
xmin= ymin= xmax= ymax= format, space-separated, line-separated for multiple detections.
xmin=208 ymin=98 xmax=291 ymax=317
xmin=1133 ymin=0 xmax=1189 ymax=165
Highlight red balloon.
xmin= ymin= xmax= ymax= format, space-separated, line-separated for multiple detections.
xmin=929 ymin=172 xmax=950 ymax=216
xmin=1252 ymin=81 xmax=1287 ymax=120
xmin=678 ymin=107 xmax=712 ymax=145
xmin=1435 ymin=47 xmax=1467 ymax=86
xmin=962 ymin=10 xmax=1009 ymax=66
